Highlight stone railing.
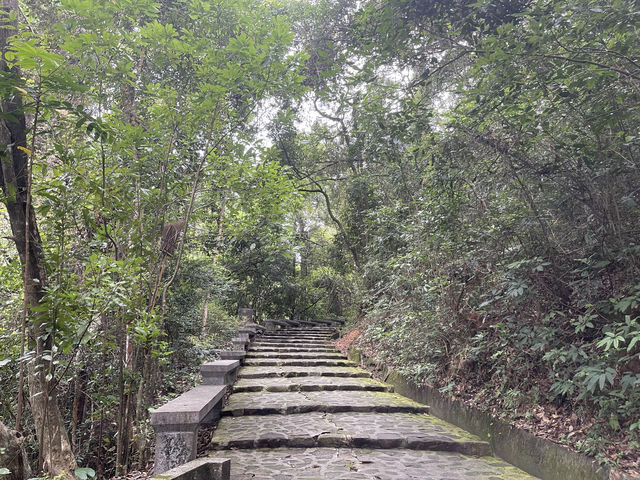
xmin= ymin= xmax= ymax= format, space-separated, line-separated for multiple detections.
xmin=219 ymin=308 xmax=262 ymax=361
xmin=151 ymin=307 xmax=260 ymax=474
xmin=150 ymin=309 xmax=344 ymax=473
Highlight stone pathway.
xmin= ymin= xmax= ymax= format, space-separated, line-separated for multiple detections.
xmin=207 ymin=327 xmax=538 ymax=479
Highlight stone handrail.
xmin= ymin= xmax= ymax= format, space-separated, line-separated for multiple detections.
xmin=151 ymin=308 xmax=344 ymax=473
xmin=200 ymin=360 xmax=240 ymax=385
xmin=151 ymin=384 xmax=226 ymax=473
xmin=151 ymin=308 xmax=261 ymax=473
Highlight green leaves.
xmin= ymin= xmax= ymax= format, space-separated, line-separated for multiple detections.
xmin=74 ymin=467 xmax=96 ymax=480
xmin=5 ymin=36 xmax=64 ymax=72
xmin=597 ymin=331 xmax=626 ymax=351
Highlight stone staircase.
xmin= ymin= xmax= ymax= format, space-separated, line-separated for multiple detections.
xmin=206 ymin=326 xmax=538 ymax=479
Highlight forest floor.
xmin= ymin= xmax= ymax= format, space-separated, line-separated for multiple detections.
xmin=335 ymin=328 xmax=640 ymax=479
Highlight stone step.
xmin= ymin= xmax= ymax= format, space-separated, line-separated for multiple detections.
xmin=256 ymin=335 xmax=332 ymax=342
xmin=210 ymin=412 xmax=490 ymax=456
xmin=276 ymin=328 xmax=336 ymax=333
xmin=258 ymin=335 xmax=334 ymax=341
xmin=262 ymin=331 xmax=335 ymax=335
xmin=244 ymin=352 xmax=345 ymax=359
xmin=207 ymin=448 xmax=538 ymax=479
xmin=238 ymin=366 xmax=372 ymax=379
xmin=262 ymin=329 xmax=335 ymax=334
xmin=222 ymin=391 xmax=430 ymax=416
xmin=233 ymin=376 xmax=393 ymax=393
xmin=243 ymin=358 xmax=356 ymax=367
xmin=259 ymin=339 xmax=334 ymax=343
xmin=252 ymin=341 xmax=333 ymax=347
xmin=248 ymin=346 xmax=338 ymax=353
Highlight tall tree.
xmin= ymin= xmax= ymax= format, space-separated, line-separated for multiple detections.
xmin=0 ymin=0 xmax=76 ymax=477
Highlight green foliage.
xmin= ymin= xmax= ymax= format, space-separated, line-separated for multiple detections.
xmin=2 ymin=0 xmax=639 ymax=474
xmin=1 ymin=0 xmax=306 ymax=475
xmin=73 ymin=467 xmax=96 ymax=480
xmin=285 ymin=0 xmax=640 ymax=468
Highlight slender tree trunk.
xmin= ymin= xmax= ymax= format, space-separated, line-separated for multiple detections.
xmin=201 ymin=194 xmax=227 ymax=337
xmin=0 ymin=3 xmax=76 ymax=477
xmin=71 ymin=368 xmax=88 ymax=453
xmin=201 ymin=293 xmax=210 ymax=338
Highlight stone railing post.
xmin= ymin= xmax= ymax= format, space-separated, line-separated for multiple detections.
xmin=238 ymin=307 xmax=254 ymax=325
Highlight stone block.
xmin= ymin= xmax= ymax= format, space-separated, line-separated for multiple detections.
xmin=151 ymin=385 xmax=226 ymax=426
xmin=201 ymin=360 xmax=240 ymax=385
xmin=232 ymin=337 xmax=248 ymax=351
xmin=220 ymin=350 xmax=246 ymax=361
xmin=151 ymin=385 xmax=226 ymax=473
xmin=236 ymin=331 xmax=251 ymax=342
xmin=151 ymin=457 xmax=231 ymax=480
xmin=153 ymin=427 xmax=198 ymax=474
xmin=245 ymin=322 xmax=264 ymax=332
xmin=238 ymin=308 xmax=254 ymax=324
xmin=237 ymin=327 xmax=256 ymax=339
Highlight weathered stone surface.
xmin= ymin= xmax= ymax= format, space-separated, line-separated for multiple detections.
xmin=151 ymin=384 xmax=226 ymax=473
xmin=219 ymin=351 xmax=246 ymax=361
xmin=151 ymin=385 xmax=226 ymax=426
xmin=238 ymin=365 xmax=372 ymax=379
xmin=203 ymin=326 xmax=540 ymax=480
xmin=244 ymin=352 xmax=344 ymax=359
xmin=278 ymin=327 xmax=336 ymax=333
xmin=252 ymin=341 xmax=332 ymax=347
xmin=248 ymin=346 xmax=337 ymax=353
xmin=243 ymin=358 xmax=356 ymax=367
xmin=222 ymin=391 xmax=430 ymax=416
xmin=233 ymin=376 xmax=392 ymax=393
xmin=154 ymin=429 xmax=198 ymax=474
xmin=206 ymin=448 xmax=538 ymax=479
xmin=261 ymin=332 xmax=333 ymax=336
xmin=259 ymin=335 xmax=333 ymax=340
xmin=211 ymin=412 xmax=491 ymax=456
xmin=201 ymin=360 xmax=240 ymax=385
xmin=151 ymin=457 xmax=231 ymax=480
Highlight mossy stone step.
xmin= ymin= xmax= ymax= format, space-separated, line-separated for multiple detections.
xmin=257 ymin=339 xmax=334 ymax=344
xmin=248 ymin=346 xmax=337 ymax=353
xmin=258 ymin=336 xmax=333 ymax=342
xmin=221 ymin=391 xmax=430 ymax=416
xmin=251 ymin=340 xmax=334 ymax=348
xmin=261 ymin=332 xmax=333 ymax=338
xmin=233 ymin=376 xmax=392 ymax=393
xmin=244 ymin=352 xmax=344 ymax=359
xmin=268 ymin=327 xmax=337 ymax=335
xmin=210 ymin=412 xmax=490 ymax=456
xmin=260 ymin=334 xmax=334 ymax=338
xmin=238 ymin=365 xmax=372 ymax=379
xmin=206 ymin=448 xmax=539 ymax=479
xmin=243 ymin=358 xmax=356 ymax=367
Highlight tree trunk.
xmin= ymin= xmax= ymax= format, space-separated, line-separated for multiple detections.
xmin=201 ymin=293 xmax=210 ymax=338
xmin=0 ymin=421 xmax=31 ymax=480
xmin=0 ymin=3 xmax=77 ymax=477
xmin=71 ymin=368 xmax=88 ymax=453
